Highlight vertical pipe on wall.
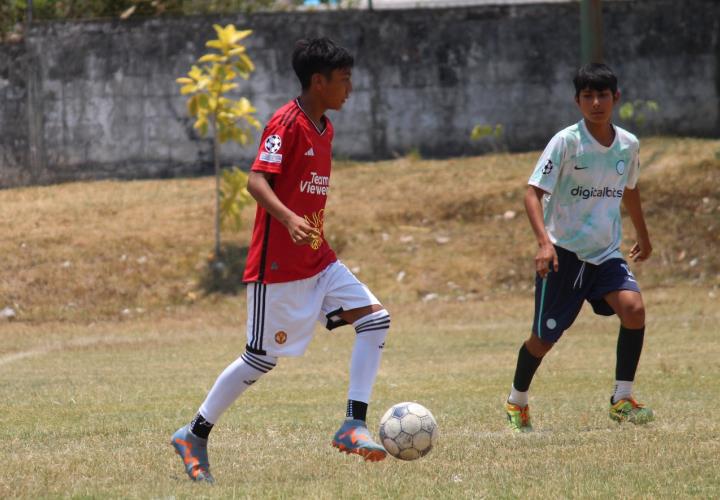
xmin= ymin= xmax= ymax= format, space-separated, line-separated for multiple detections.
xmin=581 ymin=0 xmax=603 ymax=64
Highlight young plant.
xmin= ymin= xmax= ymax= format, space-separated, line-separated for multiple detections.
xmin=177 ymin=24 xmax=261 ymax=258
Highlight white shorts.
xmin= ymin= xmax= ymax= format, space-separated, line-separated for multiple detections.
xmin=245 ymin=260 xmax=381 ymax=357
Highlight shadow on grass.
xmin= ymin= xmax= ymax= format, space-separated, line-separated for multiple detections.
xmin=198 ymin=243 xmax=249 ymax=295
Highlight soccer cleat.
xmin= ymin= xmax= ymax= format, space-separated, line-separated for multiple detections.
xmin=332 ymin=419 xmax=387 ymax=462
xmin=170 ymin=424 xmax=215 ymax=483
xmin=609 ymin=397 xmax=654 ymax=424
xmin=506 ymin=402 xmax=533 ymax=433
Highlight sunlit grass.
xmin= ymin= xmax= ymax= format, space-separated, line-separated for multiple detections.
xmin=0 ymin=138 xmax=718 ymax=497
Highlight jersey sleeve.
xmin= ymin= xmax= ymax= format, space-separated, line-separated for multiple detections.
xmin=528 ymin=132 xmax=567 ymax=194
xmin=626 ymin=143 xmax=640 ymax=189
xmin=251 ymin=121 xmax=298 ymax=175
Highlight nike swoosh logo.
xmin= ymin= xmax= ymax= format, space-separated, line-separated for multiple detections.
xmin=573 ymin=165 xmax=589 ymax=170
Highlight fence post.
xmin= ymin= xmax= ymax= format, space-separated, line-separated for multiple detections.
xmin=580 ymin=0 xmax=603 ymax=63
xmin=27 ymin=0 xmax=33 ymax=24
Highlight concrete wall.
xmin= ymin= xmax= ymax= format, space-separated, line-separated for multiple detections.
xmin=1 ymin=0 xmax=718 ymax=187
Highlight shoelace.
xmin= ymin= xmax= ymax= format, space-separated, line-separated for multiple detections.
xmin=615 ymin=398 xmax=644 ymax=411
xmin=520 ymin=406 xmax=531 ymax=424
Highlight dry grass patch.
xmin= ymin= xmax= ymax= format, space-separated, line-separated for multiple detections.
xmin=0 ymin=137 xmax=718 ymax=323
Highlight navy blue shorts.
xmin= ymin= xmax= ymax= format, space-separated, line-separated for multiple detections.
xmin=532 ymin=245 xmax=641 ymax=342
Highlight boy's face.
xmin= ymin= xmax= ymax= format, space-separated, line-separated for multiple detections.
xmin=575 ymin=87 xmax=619 ymax=125
xmin=315 ymin=67 xmax=353 ymax=110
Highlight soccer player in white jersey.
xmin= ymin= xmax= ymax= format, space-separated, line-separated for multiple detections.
xmin=170 ymin=38 xmax=390 ymax=483
xmin=505 ymin=63 xmax=654 ymax=432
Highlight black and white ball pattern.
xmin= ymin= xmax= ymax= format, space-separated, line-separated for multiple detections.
xmin=379 ymin=402 xmax=438 ymax=461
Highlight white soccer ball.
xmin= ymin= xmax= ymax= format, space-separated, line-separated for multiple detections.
xmin=379 ymin=402 xmax=438 ymax=461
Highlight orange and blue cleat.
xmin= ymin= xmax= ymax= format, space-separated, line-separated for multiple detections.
xmin=170 ymin=424 xmax=215 ymax=483
xmin=332 ymin=419 xmax=387 ymax=462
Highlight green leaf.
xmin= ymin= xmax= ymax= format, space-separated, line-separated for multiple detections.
xmin=197 ymin=94 xmax=210 ymax=110
xmin=187 ymin=95 xmax=199 ymax=116
xmin=619 ymin=102 xmax=634 ymax=121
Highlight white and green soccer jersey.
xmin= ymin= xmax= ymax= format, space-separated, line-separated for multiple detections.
xmin=528 ymin=120 xmax=640 ymax=265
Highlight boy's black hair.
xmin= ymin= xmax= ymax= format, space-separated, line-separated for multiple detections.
xmin=573 ymin=63 xmax=618 ymax=97
xmin=292 ymin=37 xmax=354 ymax=90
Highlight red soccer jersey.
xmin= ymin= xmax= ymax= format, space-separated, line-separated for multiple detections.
xmin=243 ymin=99 xmax=337 ymax=283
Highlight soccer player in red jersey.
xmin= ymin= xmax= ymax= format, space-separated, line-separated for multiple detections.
xmin=171 ymin=38 xmax=390 ymax=483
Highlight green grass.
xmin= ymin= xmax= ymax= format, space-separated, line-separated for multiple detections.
xmin=1 ymin=137 xmax=719 ymax=497
xmin=1 ymin=288 xmax=719 ymax=498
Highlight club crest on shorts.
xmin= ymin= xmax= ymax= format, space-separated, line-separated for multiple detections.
xmin=275 ymin=330 xmax=287 ymax=344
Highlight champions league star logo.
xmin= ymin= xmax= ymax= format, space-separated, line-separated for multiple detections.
xmin=264 ymin=135 xmax=282 ymax=153
xmin=542 ymin=159 xmax=554 ymax=175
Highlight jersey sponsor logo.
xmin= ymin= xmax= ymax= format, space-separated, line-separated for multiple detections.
xmin=300 ymin=171 xmax=330 ymax=196
xmin=274 ymin=331 xmax=287 ymax=344
xmin=304 ymin=147 xmax=315 ymax=157
xmin=616 ymin=160 xmax=626 ymax=175
xmin=542 ymin=159 xmax=554 ymax=175
xmin=304 ymin=209 xmax=325 ymax=250
xmin=264 ymin=134 xmax=282 ymax=153
xmin=259 ymin=152 xmax=282 ymax=164
xmin=570 ymin=185 xmax=624 ymax=200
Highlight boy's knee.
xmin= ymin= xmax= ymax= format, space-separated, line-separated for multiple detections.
xmin=621 ymin=301 xmax=645 ymax=328
xmin=242 ymin=350 xmax=278 ymax=374
xmin=354 ymin=309 xmax=390 ymax=345
xmin=526 ymin=334 xmax=554 ymax=358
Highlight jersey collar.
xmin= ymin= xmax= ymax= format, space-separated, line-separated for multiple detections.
xmin=295 ymin=98 xmax=328 ymax=136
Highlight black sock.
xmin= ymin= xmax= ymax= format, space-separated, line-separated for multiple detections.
xmin=190 ymin=413 xmax=214 ymax=439
xmin=616 ymin=325 xmax=645 ymax=381
xmin=512 ymin=343 xmax=544 ymax=392
xmin=346 ymin=400 xmax=368 ymax=421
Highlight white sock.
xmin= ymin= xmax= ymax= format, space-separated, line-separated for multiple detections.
xmin=612 ymin=380 xmax=633 ymax=404
xmin=347 ymin=310 xmax=390 ymax=403
xmin=508 ymin=384 xmax=529 ymax=407
xmin=198 ymin=351 xmax=277 ymax=424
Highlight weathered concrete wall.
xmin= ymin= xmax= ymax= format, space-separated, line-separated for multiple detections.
xmin=1 ymin=0 xmax=718 ymax=187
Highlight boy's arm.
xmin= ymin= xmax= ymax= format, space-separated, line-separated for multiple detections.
xmin=247 ymin=171 xmax=317 ymax=246
xmin=525 ymin=185 xmax=558 ymax=278
xmin=622 ymin=186 xmax=652 ymax=262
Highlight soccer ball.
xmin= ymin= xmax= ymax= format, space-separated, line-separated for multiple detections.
xmin=379 ymin=402 xmax=438 ymax=460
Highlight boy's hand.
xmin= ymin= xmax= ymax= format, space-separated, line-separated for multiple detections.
xmin=536 ymin=242 xmax=559 ymax=278
xmin=286 ymin=214 xmax=319 ymax=246
xmin=629 ymin=240 xmax=652 ymax=262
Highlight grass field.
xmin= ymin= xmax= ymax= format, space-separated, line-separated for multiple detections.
xmin=1 ymin=138 xmax=719 ymax=498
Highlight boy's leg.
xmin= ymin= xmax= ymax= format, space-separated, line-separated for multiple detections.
xmin=509 ymin=334 xmax=553 ymax=406
xmin=171 ymin=280 xmax=315 ymax=482
xmin=170 ymin=351 xmax=277 ymax=483
xmin=589 ymin=259 xmax=653 ymax=424
xmin=320 ymin=261 xmax=389 ymax=461
xmin=331 ymin=305 xmax=389 ymax=462
xmin=602 ymin=289 xmax=653 ymax=424
xmin=506 ymin=335 xmax=552 ymax=433
xmin=342 ymin=304 xmax=389 ymax=420
xmin=507 ymin=246 xmax=587 ymax=432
